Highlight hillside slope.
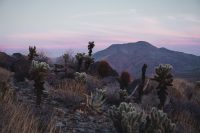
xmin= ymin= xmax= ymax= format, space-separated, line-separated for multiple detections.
xmin=93 ymin=41 xmax=200 ymax=80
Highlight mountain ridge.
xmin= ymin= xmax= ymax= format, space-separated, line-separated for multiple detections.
xmin=93 ymin=41 xmax=200 ymax=80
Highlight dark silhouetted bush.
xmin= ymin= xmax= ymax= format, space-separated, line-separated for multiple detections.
xmin=98 ymin=60 xmax=112 ymax=78
xmin=119 ymin=71 xmax=131 ymax=90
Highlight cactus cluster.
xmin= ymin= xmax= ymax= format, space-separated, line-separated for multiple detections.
xmin=86 ymin=88 xmax=106 ymax=113
xmin=109 ymin=102 xmax=175 ymax=133
xmin=153 ymin=64 xmax=173 ymax=109
xmin=145 ymin=107 xmax=176 ymax=133
xmin=30 ymin=60 xmax=49 ymax=106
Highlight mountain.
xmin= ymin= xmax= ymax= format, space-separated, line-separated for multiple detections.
xmin=93 ymin=41 xmax=200 ymax=80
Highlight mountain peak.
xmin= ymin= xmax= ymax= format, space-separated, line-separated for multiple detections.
xmin=134 ymin=41 xmax=156 ymax=48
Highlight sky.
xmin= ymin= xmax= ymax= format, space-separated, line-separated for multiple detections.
xmin=0 ymin=0 xmax=200 ymax=57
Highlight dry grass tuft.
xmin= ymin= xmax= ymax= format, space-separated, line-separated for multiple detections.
xmin=0 ymin=92 xmax=58 ymax=133
xmin=50 ymin=79 xmax=87 ymax=105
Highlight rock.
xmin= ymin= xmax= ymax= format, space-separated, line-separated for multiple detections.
xmin=12 ymin=59 xmax=31 ymax=82
xmin=0 ymin=52 xmax=16 ymax=70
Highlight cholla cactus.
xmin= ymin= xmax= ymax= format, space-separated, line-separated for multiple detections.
xmin=109 ymin=102 xmax=144 ymax=133
xmin=153 ymin=64 xmax=173 ymax=109
xmin=88 ymin=41 xmax=95 ymax=56
xmin=86 ymin=88 xmax=106 ymax=113
xmin=74 ymin=72 xmax=87 ymax=83
xmin=75 ymin=53 xmax=85 ymax=72
xmin=28 ymin=46 xmax=38 ymax=60
xmin=109 ymin=102 xmax=175 ymax=133
xmin=84 ymin=55 xmax=94 ymax=71
xmin=30 ymin=60 xmax=49 ymax=106
xmin=145 ymin=107 xmax=176 ymax=133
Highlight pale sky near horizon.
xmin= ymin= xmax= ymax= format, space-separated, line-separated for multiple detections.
xmin=0 ymin=0 xmax=200 ymax=57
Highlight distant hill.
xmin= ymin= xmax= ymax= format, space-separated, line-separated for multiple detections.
xmin=93 ymin=41 xmax=200 ymax=80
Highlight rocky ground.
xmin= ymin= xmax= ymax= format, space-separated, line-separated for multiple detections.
xmin=12 ymin=80 xmax=116 ymax=133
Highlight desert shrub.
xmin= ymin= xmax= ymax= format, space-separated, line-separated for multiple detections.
xmin=119 ymin=71 xmax=131 ymax=90
xmin=153 ymin=64 xmax=173 ymax=109
xmin=104 ymin=83 xmax=121 ymax=105
xmin=30 ymin=60 xmax=49 ymax=106
xmin=51 ymin=79 xmax=87 ymax=106
xmin=0 ymin=67 xmax=12 ymax=99
xmin=97 ymin=60 xmax=112 ymax=78
xmin=109 ymin=102 xmax=176 ymax=133
xmin=34 ymin=51 xmax=50 ymax=63
xmin=0 ymin=93 xmax=57 ymax=133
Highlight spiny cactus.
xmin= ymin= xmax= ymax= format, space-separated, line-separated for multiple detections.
xmin=74 ymin=72 xmax=87 ymax=83
xmin=109 ymin=102 xmax=176 ymax=133
xmin=30 ymin=60 xmax=49 ymax=106
xmin=84 ymin=55 xmax=94 ymax=71
xmin=75 ymin=53 xmax=85 ymax=72
xmin=63 ymin=53 xmax=69 ymax=77
xmin=119 ymin=71 xmax=131 ymax=90
xmin=88 ymin=41 xmax=95 ymax=56
xmin=153 ymin=64 xmax=173 ymax=109
xmin=28 ymin=46 xmax=38 ymax=60
xmin=86 ymin=88 xmax=106 ymax=113
xmin=109 ymin=102 xmax=144 ymax=133
xmin=145 ymin=107 xmax=176 ymax=133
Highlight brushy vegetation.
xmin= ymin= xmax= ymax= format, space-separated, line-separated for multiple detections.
xmin=97 ymin=60 xmax=112 ymax=78
xmin=0 ymin=67 xmax=12 ymax=100
xmin=0 ymin=92 xmax=58 ymax=133
xmin=119 ymin=71 xmax=131 ymax=90
xmin=0 ymin=44 xmax=199 ymax=133
xmin=50 ymin=79 xmax=87 ymax=106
